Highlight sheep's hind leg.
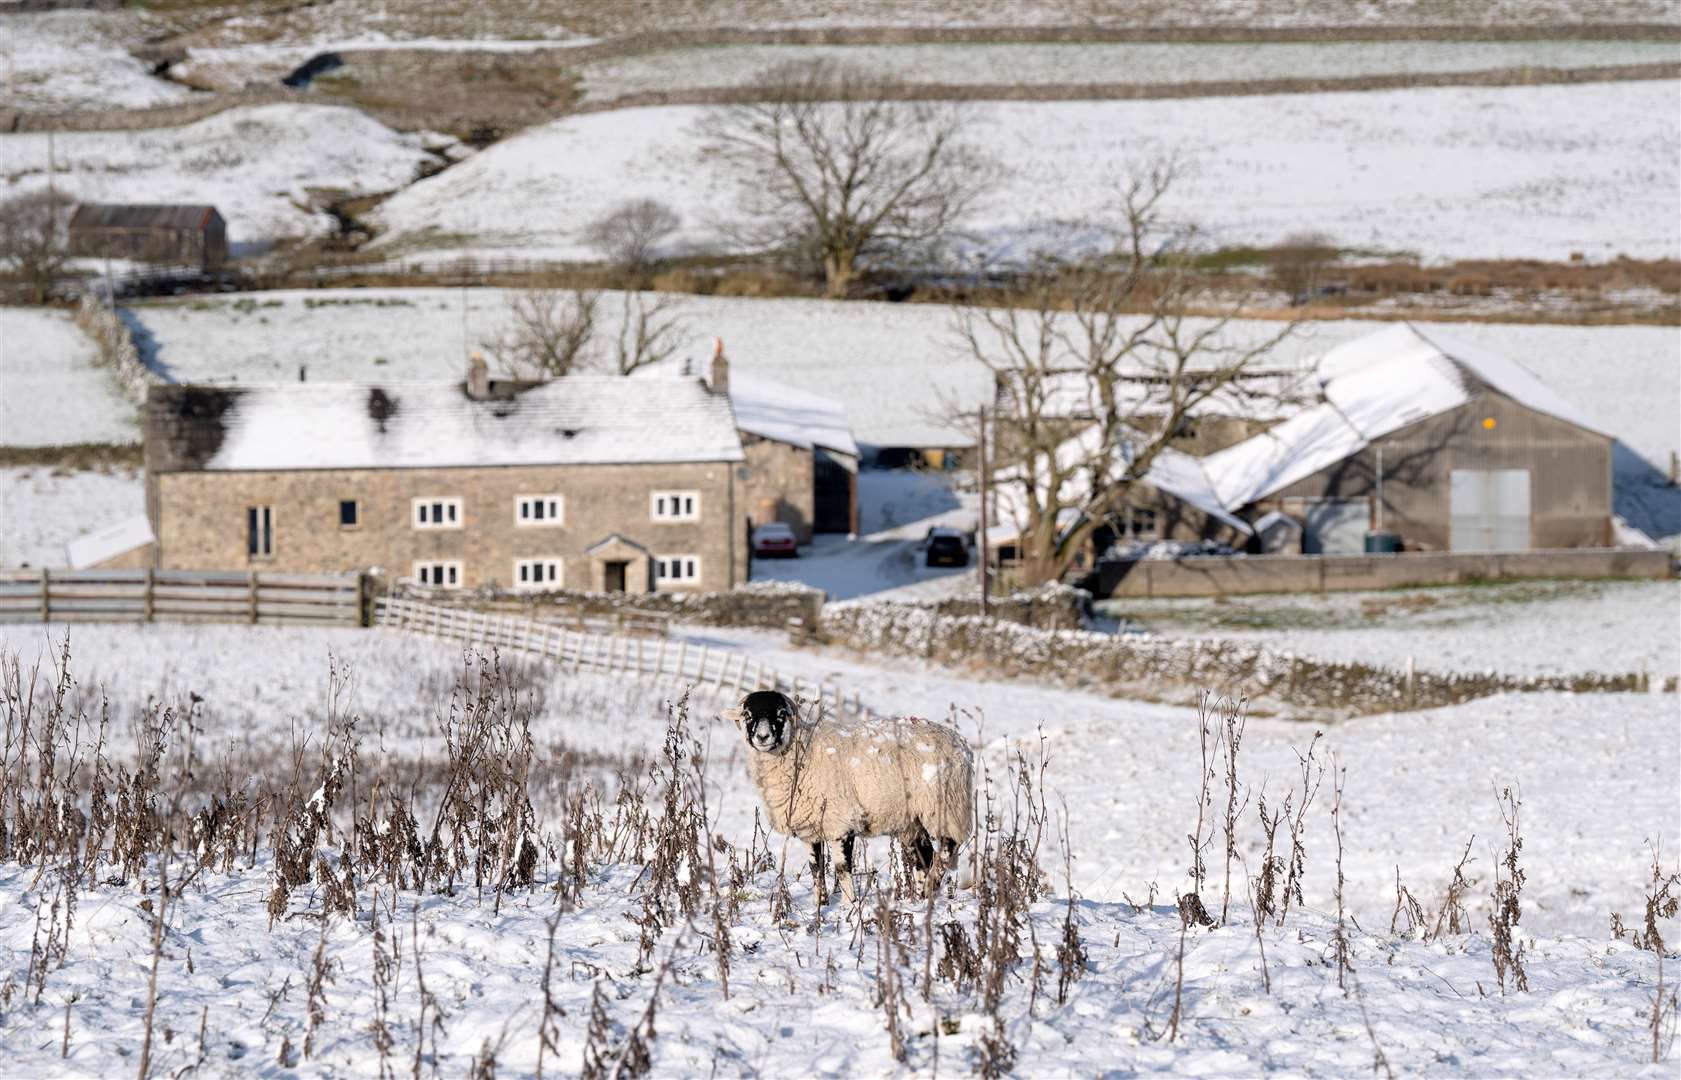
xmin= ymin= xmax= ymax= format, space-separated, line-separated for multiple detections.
xmin=838 ymin=833 xmax=859 ymax=903
xmin=904 ymin=824 xmax=937 ymax=897
xmin=810 ymin=841 xmax=829 ymax=907
xmin=933 ymin=837 xmax=960 ymax=894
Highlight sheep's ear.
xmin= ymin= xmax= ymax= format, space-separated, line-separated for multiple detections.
xmin=722 ymin=706 xmax=743 ymax=729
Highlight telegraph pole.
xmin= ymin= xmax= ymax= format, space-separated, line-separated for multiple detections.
xmin=977 ymin=407 xmax=990 ymax=620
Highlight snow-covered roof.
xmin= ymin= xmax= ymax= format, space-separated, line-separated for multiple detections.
xmin=66 ymin=514 xmax=154 ymax=569
xmin=1202 ymin=323 xmax=1612 ymax=508
xmin=730 ymin=373 xmax=859 ymax=457
xmin=184 ymin=375 xmax=744 ymax=471
xmin=990 ymin=425 xmax=1253 ymax=540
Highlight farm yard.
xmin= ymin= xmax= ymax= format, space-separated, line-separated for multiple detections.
xmin=2 ymin=2 xmax=1680 ymax=1076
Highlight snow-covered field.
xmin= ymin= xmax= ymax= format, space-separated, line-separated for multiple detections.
xmin=0 ymin=621 xmax=1673 ymax=1076
xmin=1099 ymin=578 xmax=1681 ymax=680
xmin=0 ymin=11 xmax=192 ymax=112
xmin=0 ymin=307 xmax=137 ymax=448
xmin=0 ymin=106 xmax=439 ymax=246
xmin=125 ymin=289 xmax=1681 ymax=476
xmin=370 ymin=80 xmax=1681 ymax=262
xmin=576 ymin=38 xmax=1681 ymax=99
xmin=0 ymin=467 xmax=145 ymax=568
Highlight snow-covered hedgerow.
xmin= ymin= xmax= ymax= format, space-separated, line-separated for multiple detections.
xmin=822 ymin=600 xmax=1661 ymax=716
xmin=72 ymin=294 xmax=158 ymax=406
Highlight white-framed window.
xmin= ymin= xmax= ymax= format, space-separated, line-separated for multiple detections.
xmin=515 ymin=494 xmax=564 ymax=527
xmin=650 ymin=490 xmax=700 ymax=522
xmin=247 ymin=505 xmax=274 ymax=558
xmin=1125 ymin=507 xmax=1159 ymax=538
xmin=413 ymin=561 xmax=462 ymax=588
xmin=412 ymin=496 xmax=463 ymax=530
xmin=654 ymin=554 xmax=701 ymax=585
xmin=512 ymin=558 xmax=563 ymax=590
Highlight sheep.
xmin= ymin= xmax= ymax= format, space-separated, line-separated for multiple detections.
xmin=729 ymin=688 xmax=973 ymax=904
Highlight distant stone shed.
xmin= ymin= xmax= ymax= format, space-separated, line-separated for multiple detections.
xmin=69 ymin=204 xmax=228 ymax=269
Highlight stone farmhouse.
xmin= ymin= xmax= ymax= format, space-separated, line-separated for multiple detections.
xmin=142 ymin=356 xmax=749 ymax=592
xmin=68 ymin=204 xmax=229 ymax=270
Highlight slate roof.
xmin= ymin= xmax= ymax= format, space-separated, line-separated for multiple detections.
xmin=69 ymin=204 xmax=222 ymax=231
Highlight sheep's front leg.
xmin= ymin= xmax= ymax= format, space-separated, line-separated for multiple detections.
xmin=810 ymin=841 xmax=828 ymax=907
xmin=838 ymin=833 xmax=859 ymax=903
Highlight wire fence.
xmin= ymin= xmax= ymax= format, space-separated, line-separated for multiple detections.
xmin=375 ymin=596 xmax=877 ymax=720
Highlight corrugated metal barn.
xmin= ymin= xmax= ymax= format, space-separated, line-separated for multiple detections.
xmin=1201 ymin=324 xmax=1613 ymax=553
xmin=68 ymin=204 xmax=228 ymax=269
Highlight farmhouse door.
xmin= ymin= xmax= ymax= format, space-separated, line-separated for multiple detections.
xmin=1449 ymin=468 xmax=1531 ymax=551
xmin=1301 ymin=499 xmax=1370 ymax=554
xmin=604 ymin=561 xmax=628 ymax=592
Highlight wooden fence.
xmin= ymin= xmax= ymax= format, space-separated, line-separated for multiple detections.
xmin=375 ymin=597 xmax=876 ymax=721
xmin=0 ymin=569 xmax=365 ymax=626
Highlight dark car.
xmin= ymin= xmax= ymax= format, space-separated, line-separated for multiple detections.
xmin=925 ymin=528 xmax=969 ymax=567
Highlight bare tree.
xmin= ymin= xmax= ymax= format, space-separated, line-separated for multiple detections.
xmin=610 ymin=291 xmax=686 ymax=376
xmin=1269 ymin=231 xmax=1338 ymax=306
xmin=584 ymin=198 xmax=680 ymax=284
xmin=480 ymin=289 xmax=600 ymax=378
xmin=699 ymin=58 xmax=993 ymax=298
xmin=0 ymin=191 xmax=73 ymax=304
xmin=954 ymin=163 xmax=1296 ymax=586
xmin=481 ymin=289 xmax=687 ymax=379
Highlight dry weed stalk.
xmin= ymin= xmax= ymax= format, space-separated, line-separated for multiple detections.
xmin=1217 ymin=696 xmax=1250 ymax=925
xmin=1488 ymin=785 xmax=1528 ymax=994
xmin=1328 ymin=755 xmax=1352 ymax=992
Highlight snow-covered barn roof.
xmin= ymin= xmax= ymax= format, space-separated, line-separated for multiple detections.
xmin=156 ymin=375 xmax=744 ymax=472
xmin=1201 ymin=324 xmax=1612 ymax=509
xmin=990 ymin=424 xmax=1253 ymax=540
xmin=66 ymin=514 xmax=154 ymax=569
xmin=730 ymin=374 xmax=859 ymax=458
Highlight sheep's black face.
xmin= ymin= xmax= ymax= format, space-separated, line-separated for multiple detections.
xmin=741 ymin=690 xmax=795 ymax=754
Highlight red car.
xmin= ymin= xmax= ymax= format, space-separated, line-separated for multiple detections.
xmin=752 ymin=522 xmax=799 ymax=558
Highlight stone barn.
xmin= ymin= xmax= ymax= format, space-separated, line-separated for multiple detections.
xmin=1201 ymin=324 xmax=1614 ymax=553
xmin=728 ymin=371 xmax=859 ymax=543
xmin=69 ymin=204 xmax=228 ymax=269
xmin=142 ymin=360 xmax=748 ymax=592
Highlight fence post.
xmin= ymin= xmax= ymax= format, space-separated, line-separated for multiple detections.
xmin=142 ymin=567 xmax=154 ymax=623
xmin=248 ymin=571 xmax=258 ymax=624
xmin=39 ymin=568 xmax=49 ymax=622
xmin=1405 ymin=654 xmax=1416 ymax=709
xmin=358 ymin=573 xmax=371 ymax=627
xmin=655 ymin=637 xmax=669 ymax=676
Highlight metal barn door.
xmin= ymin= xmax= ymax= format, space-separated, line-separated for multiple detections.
xmin=1302 ymin=499 xmax=1370 ymax=554
xmin=1449 ymin=469 xmax=1531 ymax=551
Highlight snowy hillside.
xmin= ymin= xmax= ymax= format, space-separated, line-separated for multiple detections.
xmin=575 ymin=38 xmax=1681 ymax=100
xmin=370 ymin=81 xmax=1681 ymax=263
xmin=0 ymin=307 xmax=137 ymax=448
xmin=0 ymin=106 xmax=437 ymax=246
xmin=0 ymin=11 xmax=192 ymax=112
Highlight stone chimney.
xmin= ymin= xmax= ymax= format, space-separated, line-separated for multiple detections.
xmin=708 ymin=337 xmax=729 ymax=396
xmin=466 ymin=351 xmax=490 ymax=399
